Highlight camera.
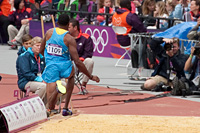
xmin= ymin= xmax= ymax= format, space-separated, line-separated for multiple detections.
xmin=152 ymin=82 xmax=172 ymax=92
xmin=193 ymin=46 xmax=200 ymax=55
xmin=164 ymin=43 xmax=173 ymax=51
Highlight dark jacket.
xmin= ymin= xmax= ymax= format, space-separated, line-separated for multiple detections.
xmin=187 ymin=24 xmax=200 ymax=41
xmin=76 ymin=31 xmax=93 ymax=59
xmin=112 ymin=8 xmax=147 ymax=46
xmin=16 ymin=48 xmax=45 ymax=91
xmin=17 ymin=46 xmax=27 ymax=56
xmin=150 ymin=38 xmax=188 ymax=79
xmin=8 ymin=7 xmax=33 ymax=30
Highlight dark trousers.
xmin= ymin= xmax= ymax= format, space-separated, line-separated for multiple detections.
xmin=0 ymin=15 xmax=10 ymax=43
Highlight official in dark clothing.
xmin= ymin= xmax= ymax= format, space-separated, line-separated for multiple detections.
xmin=112 ymin=0 xmax=147 ymax=47
xmin=68 ymin=19 xmax=94 ymax=94
xmin=112 ymin=0 xmax=147 ymax=68
xmin=142 ymin=37 xmax=188 ymax=90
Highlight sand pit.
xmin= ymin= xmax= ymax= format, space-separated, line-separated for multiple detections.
xmin=32 ymin=114 xmax=200 ymax=133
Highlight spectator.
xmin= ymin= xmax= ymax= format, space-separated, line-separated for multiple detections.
xmin=16 ymin=36 xmax=46 ymax=105
xmin=112 ymin=0 xmax=147 ymax=68
xmin=40 ymin=14 xmax=99 ymax=116
xmin=166 ymin=0 xmax=176 ymax=18
xmin=142 ymin=0 xmax=156 ymax=27
xmin=0 ymin=0 xmax=11 ymax=43
xmin=7 ymin=0 xmax=33 ymax=49
xmin=141 ymin=37 xmax=188 ymax=91
xmin=57 ymin=0 xmax=79 ymax=19
xmin=173 ymin=0 xmax=190 ymax=19
xmin=76 ymin=0 xmax=94 ymax=24
xmin=183 ymin=0 xmax=200 ymax=22
xmin=154 ymin=1 xmax=169 ymax=29
xmin=131 ymin=0 xmax=142 ymax=15
xmin=17 ymin=34 xmax=33 ymax=56
xmin=68 ymin=19 xmax=94 ymax=94
xmin=97 ymin=0 xmax=113 ymax=25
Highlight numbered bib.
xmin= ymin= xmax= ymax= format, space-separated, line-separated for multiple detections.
xmin=47 ymin=43 xmax=62 ymax=56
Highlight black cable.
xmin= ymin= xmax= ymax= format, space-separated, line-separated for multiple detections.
xmin=72 ymin=92 xmax=128 ymax=101
xmin=72 ymin=91 xmax=143 ymax=101
xmin=0 ymin=77 xmax=17 ymax=79
xmin=98 ymin=78 xmax=131 ymax=79
xmin=0 ymin=83 xmax=17 ymax=85
xmin=110 ymin=91 xmax=171 ymax=103
xmin=87 ymin=83 xmax=140 ymax=87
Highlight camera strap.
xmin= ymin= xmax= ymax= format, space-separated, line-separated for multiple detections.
xmin=166 ymin=56 xmax=171 ymax=84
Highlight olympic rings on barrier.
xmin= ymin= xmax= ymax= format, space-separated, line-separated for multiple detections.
xmin=85 ymin=28 xmax=108 ymax=54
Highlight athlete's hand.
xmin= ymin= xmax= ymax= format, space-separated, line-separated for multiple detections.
xmin=91 ymin=75 xmax=100 ymax=83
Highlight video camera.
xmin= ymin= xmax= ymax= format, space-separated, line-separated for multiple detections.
xmin=193 ymin=46 xmax=200 ymax=55
xmin=164 ymin=43 xmax=173 ymax=51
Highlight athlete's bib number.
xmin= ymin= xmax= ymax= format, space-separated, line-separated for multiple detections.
xmin=47 ymin=43 xmax=62 ymax=56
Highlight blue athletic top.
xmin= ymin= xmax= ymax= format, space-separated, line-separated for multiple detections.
xmin=45 ymin=28 xmax=71 ymax=64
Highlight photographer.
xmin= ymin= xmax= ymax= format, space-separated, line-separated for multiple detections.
xmin=184 ymin=44 xmax=200 ymax=90
xmin=141 ymin=37 xmax=188 ymax=91
xmin=187 ymin=18 xmax=200 ymax=41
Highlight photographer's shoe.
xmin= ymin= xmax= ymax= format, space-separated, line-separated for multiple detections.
xmin=62 ymin=108 xmax=72 ymax=116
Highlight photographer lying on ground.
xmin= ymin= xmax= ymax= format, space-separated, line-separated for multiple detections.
xmin=141 ymin=37 xmax=188 ymax=91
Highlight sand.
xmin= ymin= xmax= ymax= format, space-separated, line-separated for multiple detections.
xmin=32 ymin=114 xmax=200 ymax=133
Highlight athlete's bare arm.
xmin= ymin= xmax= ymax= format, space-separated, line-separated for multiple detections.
xmin=40 ymin=28 xmax=54 ymax=56
xmin=65 ymin=34 xmax=100 ymax=82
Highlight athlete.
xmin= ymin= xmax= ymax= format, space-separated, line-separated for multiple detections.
xmin=40 ymin=14 xmax=100 ymax=116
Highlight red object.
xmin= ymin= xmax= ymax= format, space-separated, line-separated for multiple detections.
xmin=79 ymin=57 xmax=85 ymax=62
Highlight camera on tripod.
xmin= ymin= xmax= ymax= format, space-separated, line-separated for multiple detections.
xmin=193 ymin=46 xmax=200 ymax=55
xmin=164 ymin=43 xmax=173 ymax=51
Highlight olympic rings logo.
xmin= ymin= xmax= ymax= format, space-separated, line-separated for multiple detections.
xmin=85 ymin=28 xmax=108 ymax=54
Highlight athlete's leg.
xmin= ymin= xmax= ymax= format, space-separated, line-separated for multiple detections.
xmin=46 ymin=82 xmax=58 ymax=110
xmin=63 ymin=67 xmax=75 ymax=109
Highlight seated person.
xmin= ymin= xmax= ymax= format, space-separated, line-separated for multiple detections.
xmin=96 ymin=0 xmax=113 ymax=25
xmin=154 ymin=1 xmax=169 ymax=29
xmin=183 ymin=0 xmax=200 ymax=22
xmin=17 ymin=34 xmax=33 ymax=56
xmin=112 ymin=0 xmax=147 ymax=67
xmin=173 ymin=0 xmax=190 ymax=20
xmin=142 ymin=0 xmax=156 ymax=27
xmin=8 ymin=0 xmax=33 ymax=49
xmin=57 ymin=0 xmax=79 ymax=19
xmin=76 ymin=0 xmax=94 ymax=24
xmin=141 ymin=37 xmax=188 ymax=91
xmin=68 ymin=19 xmax=94 ymax=94
xmin=16 ymin=36 xmax=46 ymax=105
xmin=0 ymin=0 xmax=11 ymax=43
